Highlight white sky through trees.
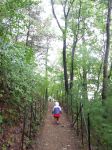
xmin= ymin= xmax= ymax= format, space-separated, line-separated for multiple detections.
xmin=40 ymin=0 xmax=63 ymax=65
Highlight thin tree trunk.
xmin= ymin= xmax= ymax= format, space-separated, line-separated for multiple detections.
xmin=108 ymin=62 xmax=112 ymax=79
xmin=70 ymin=38 xmax=77 ymax=89
xmin=26 ymin=8 xmax=31 ymax=46
xmin=51 ymin=0 xmax=76 ymax=94
xmin=29 ymin=104 xmax=33 ymax=138
xmin=45 ymin=39 xmax=49 ymax=102
xmin=21 ymin=107 xmax=26 ymax=150
xmin=97 ymin=63 xmax=102 ymax=92
xmin=63 ymin=33 xmax=68 ymax=94
xmin=26 ymin=23 xmax=30 ymax=46
xmin=82 ymin=67 xmax=88 ymax=101
xmin=70 ymin=0 xmax=82 ymax=89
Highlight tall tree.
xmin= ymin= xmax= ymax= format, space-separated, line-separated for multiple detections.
xmin=69 ymin=0 xmax=82 ymax=89
xmin=51 ymin=0 xmax=75 ymax=94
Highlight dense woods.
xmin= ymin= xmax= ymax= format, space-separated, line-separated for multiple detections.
xmin=0 ymin=0 xmax=112 ymax=149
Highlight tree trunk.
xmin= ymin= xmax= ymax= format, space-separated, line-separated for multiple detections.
xmin=63 ymin=34 xmax=68 ymax=94
xmin=102 ymin=0 xmax=112 ymax=102
xmin=26 ymin=23 xmax=30 ymax=46
xmin=51 ymin=0 xmax=75 ymax=94
xmin=45 ymin=40 xmax=49 ymax=101
xmin=108 ymin=62 xmax=112 ymax=79
xmin=82 ymin=67 xmax=88 ymax=101
xmin=70 ymin=0 xmax=81 ymax=89
xmin=70 ymin=39 xmax=77 ymax=89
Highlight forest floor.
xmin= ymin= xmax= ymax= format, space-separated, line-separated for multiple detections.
xmin=32 ymin=102 xmax=84 ymax=150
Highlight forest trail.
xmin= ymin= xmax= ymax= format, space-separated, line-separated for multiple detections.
xmin=33 ymin=102 xmax=83 ymax=150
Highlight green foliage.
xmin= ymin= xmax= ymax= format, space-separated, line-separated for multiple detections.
xmin=0 ymin=0 xmax=112 ymax=148
xmin=88 ymin=99 xmax=112 ymax=149
xmin=1 ymin=42 xmax=35 ymax=105
xmin=0 ymin=0 xmax=33 ymax=28
xmin=0 ymin=0 xmax=49 ymax=148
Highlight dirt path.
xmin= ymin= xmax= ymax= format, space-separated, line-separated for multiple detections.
xmin=33 ymin=102 xmax=83 ymax=150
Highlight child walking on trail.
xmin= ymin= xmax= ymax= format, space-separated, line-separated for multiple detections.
xmin=52 ymin=102 xmax=62 ymax=124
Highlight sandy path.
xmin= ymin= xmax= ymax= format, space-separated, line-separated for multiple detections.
xmin=33 ymin=102 xmax=83 ymax=150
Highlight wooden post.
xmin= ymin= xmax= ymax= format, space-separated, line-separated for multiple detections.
xmin=76 ymin=102 xmax=79 ymax=136
xmin=21 ymin=107 xmax=26 ymax=150
xmin=29 ymin=104 xmax=33 ymax=138
xmin=88 ymin=113 xmax=91 ymax=150
xmin=71 ymin=93 xmax=73 ymax=121
xmin=80 ymin=103 xmax=84 ymax=145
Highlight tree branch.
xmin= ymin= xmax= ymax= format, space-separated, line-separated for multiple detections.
xmin=66 ymin=0 xmax=75 ymax=17
xmin=62 ymin=0 xmax=68 ymax=17
xmin=51 ymin=0 xmax=63 ymax=32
